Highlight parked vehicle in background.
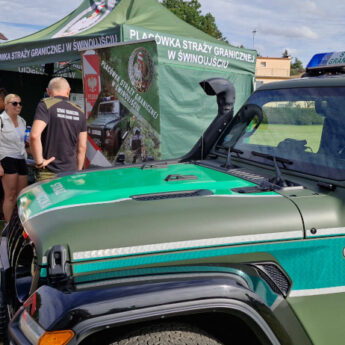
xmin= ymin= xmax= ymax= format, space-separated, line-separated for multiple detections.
xmin=87 ymin=97 xmax=128 ymax=156
xmin=2 ymin=52 xmax=345 ymax=345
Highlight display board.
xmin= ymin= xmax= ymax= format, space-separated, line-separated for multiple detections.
xmin=82 ymin=40 xmax=160 ymax=166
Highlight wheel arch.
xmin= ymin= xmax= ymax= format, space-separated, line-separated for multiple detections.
xmin=16 ymin=271 xmax=311 ymax=345
xmin=75 ymin=298 xmax=280 ymax=345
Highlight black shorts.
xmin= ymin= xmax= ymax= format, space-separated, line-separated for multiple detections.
xmin=1 ymin=157 xmax=28 ymax=175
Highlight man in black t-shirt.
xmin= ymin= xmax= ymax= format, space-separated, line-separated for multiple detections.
xmin=30 ymin=77 xmax=87 ymax=180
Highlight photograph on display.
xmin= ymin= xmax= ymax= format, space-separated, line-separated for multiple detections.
xmin=82 ymin=40 xmax=160 ymax=167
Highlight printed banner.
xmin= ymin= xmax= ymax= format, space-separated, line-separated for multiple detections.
xmin=52 ymin=0 xmax=119 ymax=38
xmin=124 ymin=25 xmax=256 ymax=74
xmin=82 ymin=51 xmax=101 ymax=118
xmin=0 ymin=0 xmax=123 ymax=67
xmin=0 ymin=33 xmax=118 ymax=67
xmin=81 ymin=40 xmax=160 ymax=167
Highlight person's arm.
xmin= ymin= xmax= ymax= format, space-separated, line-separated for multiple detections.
xmin=77 ymin=131 xmax=87 ymax=170
xmin=30 ymin=119 xmax=55 ymax=168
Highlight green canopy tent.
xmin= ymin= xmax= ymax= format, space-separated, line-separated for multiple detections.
xmin=0 ymin=0 xmax=256 ymax=159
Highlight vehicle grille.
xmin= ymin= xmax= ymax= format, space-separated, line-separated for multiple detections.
xmin=255 ymin=263 xmax=291 ymax=296
xmin=228 ymin=168 xmax=267 ymax=184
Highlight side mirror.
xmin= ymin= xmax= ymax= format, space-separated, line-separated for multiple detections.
xmin=315 ymin=100 xmax=327 ymax=116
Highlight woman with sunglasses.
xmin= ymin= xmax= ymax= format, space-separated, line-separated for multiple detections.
xmin=0 ymin=94 xmax=28 ymax=223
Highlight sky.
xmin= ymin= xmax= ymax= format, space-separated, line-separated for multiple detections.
xmin=0 ymin=0 xmax=344 ymax=67
xmin=198 ymin=0 xmax=345 ymax=66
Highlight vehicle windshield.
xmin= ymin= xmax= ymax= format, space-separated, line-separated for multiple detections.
xmin=218 ymin=86 xmax=345 ymax=180
xmin=99 ymin=101 xmax=120 ymax=116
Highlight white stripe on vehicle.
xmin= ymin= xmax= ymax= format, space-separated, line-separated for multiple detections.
xmin=72 ymin=230 xmax=303 ymax=261
xmin=20 ymin=198 xmax=132 ymax=223
xmin=290 ymin=285 xmax=345 ymax=297
xmin=306 ymin=227 xmax=345 ymax=237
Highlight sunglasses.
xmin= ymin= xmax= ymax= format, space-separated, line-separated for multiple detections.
xmin=9 ymin=102 xmax=22 ymax=106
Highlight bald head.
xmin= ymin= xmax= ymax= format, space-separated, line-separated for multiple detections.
xmin=47 ymin=77 xmax=71 ymax=97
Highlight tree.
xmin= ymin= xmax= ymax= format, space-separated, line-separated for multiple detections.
xmin=282 ymin=49 xmax=289 ymax=58
xmin=291 ymin=57 xmax=304 ymax=76
xmin=162 ymin=0 xmax=228 ymax=42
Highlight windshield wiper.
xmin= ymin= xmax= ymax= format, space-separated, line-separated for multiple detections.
xmin=216 ymin=146 xmax=243 ymax=169
xmin=251 ymin=151 xmax=293 ymax=187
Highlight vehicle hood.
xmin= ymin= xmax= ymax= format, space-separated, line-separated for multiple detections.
xmin=18 ymin=163 xmax=304 ymax=265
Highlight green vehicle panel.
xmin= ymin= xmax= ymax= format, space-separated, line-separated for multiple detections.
xmin=4 ymin=70 xmax=345 ymax=345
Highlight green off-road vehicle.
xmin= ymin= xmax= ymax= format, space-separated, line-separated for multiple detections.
xmin=2 ymin=52 xmax=345 ymax=345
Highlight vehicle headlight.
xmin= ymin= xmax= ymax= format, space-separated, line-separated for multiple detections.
xmin=19 ymin=310 xmax=74 ymax=345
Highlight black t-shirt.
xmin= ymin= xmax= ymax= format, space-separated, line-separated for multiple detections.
xmin=34 ymin=96 xmax=87 ymax=173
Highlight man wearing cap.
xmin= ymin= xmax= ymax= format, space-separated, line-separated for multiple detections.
xmin=30 ymin=77 xmax=87 ymax=180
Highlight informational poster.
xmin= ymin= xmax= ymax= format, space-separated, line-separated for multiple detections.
xmin=81 ymin=40 xmax=160 ymax=167
xmin=70 ymin=93 xmax=85 ymax=110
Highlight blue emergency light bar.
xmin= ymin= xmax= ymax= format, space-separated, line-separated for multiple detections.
xmin=307 ymin=51 xmax=345 ymax=70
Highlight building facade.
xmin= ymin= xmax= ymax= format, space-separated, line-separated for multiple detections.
xmin=256 ymin=56 xmax=291 ymax=88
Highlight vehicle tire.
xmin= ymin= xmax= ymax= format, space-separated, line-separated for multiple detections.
xmin=0 ymin=289 xmax=9 ymax=344
xmin=108 ymin=322 xmax=224 ymax=345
